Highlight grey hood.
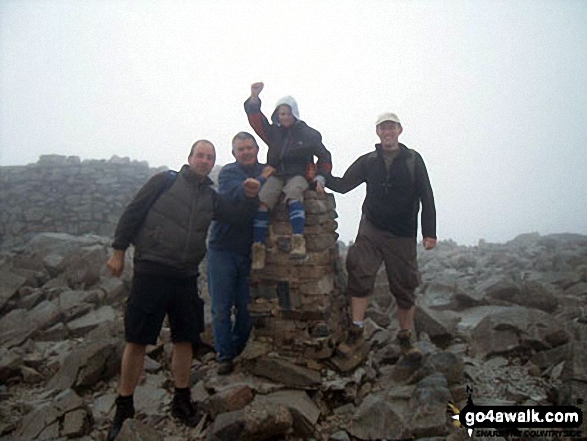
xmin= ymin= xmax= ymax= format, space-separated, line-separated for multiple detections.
xmin=271 ymin=95 xmax=301 ymax=125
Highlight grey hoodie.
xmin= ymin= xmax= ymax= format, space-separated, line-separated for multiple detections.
xmin=270 ymin=96 xmax=301 ymax=125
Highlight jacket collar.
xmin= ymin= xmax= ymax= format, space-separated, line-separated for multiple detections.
xmin=180 ymin=164 xmax=214 ymax=186
xmin=375 ymin=143 xmax=408 ymax=156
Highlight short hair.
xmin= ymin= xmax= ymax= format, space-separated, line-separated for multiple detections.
xmin=189 ymin=139 xmax=215 ymax=157
xmin=231 ymin=131 xmax=258 ymax=152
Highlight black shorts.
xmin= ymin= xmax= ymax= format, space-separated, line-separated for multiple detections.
xmin=125 ymin=273 xmax=204 ymax=345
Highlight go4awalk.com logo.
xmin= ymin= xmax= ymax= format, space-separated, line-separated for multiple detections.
xmin=448 ymin=386 xmax=584 ymax=439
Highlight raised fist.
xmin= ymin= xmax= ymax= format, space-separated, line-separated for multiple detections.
xmin=250 ymin=82 xmax=264 ymax=98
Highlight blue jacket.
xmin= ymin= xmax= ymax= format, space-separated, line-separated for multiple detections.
xmin=208 ymin=161 xmax=266 ymax=254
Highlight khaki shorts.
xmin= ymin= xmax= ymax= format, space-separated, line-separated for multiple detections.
xmin=346 ymin=218 xmax=420 ymax=309
xmin=259 ymin=175 xmax=308 ymax=209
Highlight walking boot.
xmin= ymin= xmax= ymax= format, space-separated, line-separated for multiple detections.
xmin=397 ymin=329 xmax=423 ymax=363
xmin=217 ymin=359 xmax=234 ymax=375
xmin=107 ymin=395 xmax=135 ymax=441
xmin=290 ymin=234 xmax=306 ymax=259
xmin=251 ymin=242 xmax=266 ymax=270
xmin=171 ymin=389 xmax=202 ymax=427
xmin=332 ymin=324 xmax=368 ymax=372
xmin=348 ymin=323 xmax=365 ymax=346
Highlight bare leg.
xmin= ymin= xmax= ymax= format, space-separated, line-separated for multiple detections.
xmin=119 ymin=343 xmax=147 ymax=396
xmin=171 ymin=342 xmax=193 ymax=389
xmin=351 ymin=297 xmax=369 ymax=323
xmin=397 ymin=305 xmax=415 ymax=331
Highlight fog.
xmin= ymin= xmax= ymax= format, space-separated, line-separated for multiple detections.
xmin=1 ymin=0 xmax=586 ymax=245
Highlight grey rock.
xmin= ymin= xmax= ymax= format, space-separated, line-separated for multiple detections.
xmin=208 ymin=409 xmax=245 ymax=441
xmin=415 ymin=305 xmax=459 ymax=346
xmin=48 ymin=331 xmax=122 ymax=391
xmin=349 ymin=392 xmax=405 ymax=440
xmin=243 ymin=401 xmax=293 ymax=440
xmin=14 ymin=388 xmax=86 ymax=439
xmin=516 ymin=281 xmax=559 ymax=311
xmin=249 ymin=357 xmax=321 ymax=388
xmin=253 ymin=389 xmax=320 ymax=437
xmin=98 ymin=276 xmax=128 ymax=303
xmin=63 ymin=244 xmax=107 ymax=288
xmin=62 ymin=408 xmax=92 ymax=438
xmin=134 ymin=374 xmax=168 ymax=415
xmin=0 ymin=269 xmax=26 ymax=310
xmin=206 ymin=384 xmax=255 ymax=418
xmin=476 ymin=275 xmax=521 ymax=303
xmin=66 ymin=305 xmax=117 ymax=337
xmin=470 ymin=306 xmax=564 ymax=357
xmin=329 ymin=430 xmax=351 ymax=441
xmin=407 ymin=374 xmax=452 ymax=437
xmin=562 ymin=281 xmax=587 ymax=298
xmin=0 ymin=347 xmax=23 ymax=382
xmin=0 ymin=299 xmax=61 ymax=348
xmin=117 ymin=418 xmax=164 ymax=441
xmin=428 ymin=352 xmax=465 ymax=385
xmin=21 ymin=365 xmax=44 ymax=384
xmin=421 ymin=281 xmax=460 ymax=310
xmin=561 ymin=341 xmax=587 ymax=382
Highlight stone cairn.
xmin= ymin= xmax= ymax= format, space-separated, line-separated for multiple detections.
xmin=247 ymin=190 xmax=349 ymax=363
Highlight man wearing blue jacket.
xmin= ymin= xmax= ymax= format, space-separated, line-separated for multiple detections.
xmin=208 ymin=132 xmax=273 ymax=375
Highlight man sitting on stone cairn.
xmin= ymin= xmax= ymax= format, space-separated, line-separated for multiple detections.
xmin=105 ymin=140 xmax=261 ymax=440
xmin=326 ymin=112 xmax=437 ymax=361
xmin=244 ymin=81 xmax=332 ymax=269
xmin=207 ymin=132 xmax=273 ymax=375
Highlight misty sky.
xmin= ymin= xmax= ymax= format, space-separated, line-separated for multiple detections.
xmin=1 ymin=0 xmax=586 ymax=246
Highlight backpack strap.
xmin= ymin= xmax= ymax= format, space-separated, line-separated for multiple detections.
xmin=162 ymin=170 xmax=178 ymax=192
xmin=405 ymin=148 xmax=417 ymax=187
xmin=150 ymin=170 xmax=178 ymax=208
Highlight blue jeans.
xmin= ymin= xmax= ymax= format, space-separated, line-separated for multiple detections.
xmin=207 ymin=248 xmax=252 ymax=361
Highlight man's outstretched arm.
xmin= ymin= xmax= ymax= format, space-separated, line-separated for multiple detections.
xmin=326 ymin=155 xmax=365 ymax=194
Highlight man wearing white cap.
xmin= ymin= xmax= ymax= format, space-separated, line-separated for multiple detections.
xmin=327 ymin=112 xmax=436 ymax=358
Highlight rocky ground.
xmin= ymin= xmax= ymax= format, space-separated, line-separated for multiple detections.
xmin=0 ymin=232 xmax=586 ymax=440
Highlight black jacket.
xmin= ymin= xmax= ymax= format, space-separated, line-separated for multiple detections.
xmin=327 ymin=144 xmax=436 ymax=239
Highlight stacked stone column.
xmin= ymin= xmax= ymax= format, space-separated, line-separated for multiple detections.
xmin=249 ymin=191 xmax=348 ymax=360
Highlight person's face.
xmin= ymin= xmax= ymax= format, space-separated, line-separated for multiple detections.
xmin=277 ymin=105 xmax=296 ymax=128
xmin=376 ymin=121 xmax=403 ymax=149
xmin=232 ymin=138 xmax=259 ymax=166
xmin=188 ymin=142 xmax=216 ymax=177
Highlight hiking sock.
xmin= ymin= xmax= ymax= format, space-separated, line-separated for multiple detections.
xmin=288 ymin=200 xmax=305 ymax=235
xmin=174 ymin=387 xmax=191 ymax=397
xmin=253 ymin=209 xmax=270 ymax=244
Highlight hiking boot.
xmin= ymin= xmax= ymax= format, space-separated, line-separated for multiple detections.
xmin=171 ymin=392 xmax=202 ymax=427
xmin=217 ymin=359 xmax=234 ymax=375
xmin=252 ymin=242 xmax=266 ymax=270
xmin=397 ymin=329 xmax=422 ymax=359
xmin=348 ymin=323 xmax=365 ymax=345
xmin=290 ymin=234 xmax=306 ymax=259
xmin=107 ymin=396 xmax=135 ymax=441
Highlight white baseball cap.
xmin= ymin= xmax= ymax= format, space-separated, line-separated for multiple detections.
xmin=375 ymin=112 xmax=401 ymax=126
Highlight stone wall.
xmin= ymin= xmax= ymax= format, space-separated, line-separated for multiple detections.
xmin=0 ymin=155 xmax=167 ymax=246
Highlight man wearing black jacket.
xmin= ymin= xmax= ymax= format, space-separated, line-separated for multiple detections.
xmin=105 ymin=140 xmax=260 ymax=440
xmin=327 ymin=112 xmax=437 ymax=358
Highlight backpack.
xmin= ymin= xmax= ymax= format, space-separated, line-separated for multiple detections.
xmin=131 ymin=170 xmax=179 ymax=245
xmin=157 ymin=170 xmax=179 ymax=199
